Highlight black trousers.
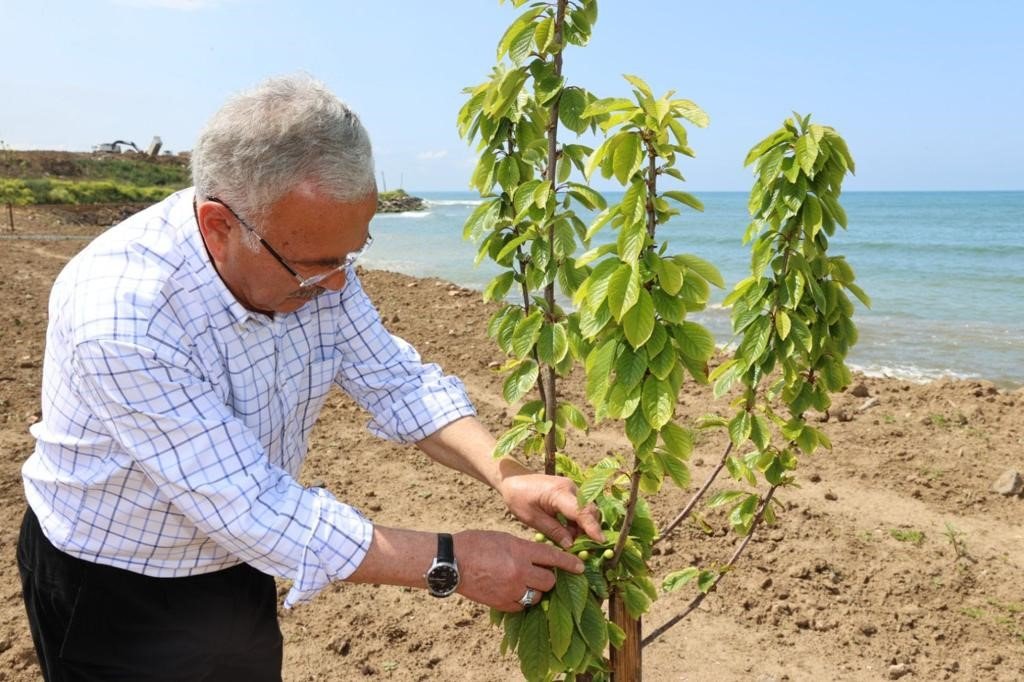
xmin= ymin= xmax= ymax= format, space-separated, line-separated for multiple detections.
xmin=17 ymin=507 xmax=283 ymax=682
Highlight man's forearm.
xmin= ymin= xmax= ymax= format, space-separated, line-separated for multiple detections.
xmin=415 ymin=416 xmax=529 ymax=491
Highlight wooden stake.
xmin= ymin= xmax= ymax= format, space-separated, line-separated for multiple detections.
xmin=609 ymin=592 xmax=642 ymax=681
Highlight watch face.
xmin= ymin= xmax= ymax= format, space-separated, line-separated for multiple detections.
xmin=426 ymin=563 xmax=459 ymax=596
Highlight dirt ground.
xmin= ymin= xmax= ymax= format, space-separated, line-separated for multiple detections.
xmin=0 ymin=206 xmax=1021 ymax=681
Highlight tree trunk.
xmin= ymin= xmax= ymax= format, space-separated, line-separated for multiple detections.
xmin=609 ymin=592 xmax=642 ymax=681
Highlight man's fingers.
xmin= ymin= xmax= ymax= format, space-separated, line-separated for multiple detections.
xmin=532 ymin=514 xmax=575 ymax=548
xmin=526 ymin=565 xmax=557 ymax=592
xmin=528 ymin=541 xmax=584 ymax=574
xmin=549 ymin=488 xmax=604 ymax=543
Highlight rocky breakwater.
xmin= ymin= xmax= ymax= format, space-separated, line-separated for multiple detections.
xmin=377 ymin=189 xmax=427 ymax=213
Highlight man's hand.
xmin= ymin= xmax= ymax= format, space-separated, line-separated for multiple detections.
xmin=454 ymin=530 xmax=584 ymax=612
xmin=498 ymin=473 xmax=604 ymax=549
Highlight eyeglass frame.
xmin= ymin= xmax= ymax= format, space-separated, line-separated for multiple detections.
xmin=205 ymin=196 xmax=373 ymax=290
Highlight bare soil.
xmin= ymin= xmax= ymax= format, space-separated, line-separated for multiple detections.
xmin=0 ymin=206 xmax=1021 ymax=681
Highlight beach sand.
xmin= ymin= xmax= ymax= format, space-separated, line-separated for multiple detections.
xmin=0 ymin=209 xmax=1021 ymax=681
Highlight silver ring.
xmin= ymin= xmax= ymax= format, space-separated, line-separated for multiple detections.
xmin=518 ymin=588 xmax=539 ymax=607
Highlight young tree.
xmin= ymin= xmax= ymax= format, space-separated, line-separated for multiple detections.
xmin=460 ymin=3 xmax=866 ymax=679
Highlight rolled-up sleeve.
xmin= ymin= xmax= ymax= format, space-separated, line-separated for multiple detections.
xmin=72 ymin=338 xmax=373 ymax=607
xmin=333 ymin=272 xmax=476 ymax=443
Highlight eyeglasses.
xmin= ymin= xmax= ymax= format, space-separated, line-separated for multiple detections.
xmin=206 ymin=196 xmax=372 ymax=290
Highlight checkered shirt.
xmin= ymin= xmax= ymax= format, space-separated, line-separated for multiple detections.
xmin=22 ymin=188 xmax=475 ymax=606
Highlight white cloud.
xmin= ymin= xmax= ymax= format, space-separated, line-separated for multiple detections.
xmin=416 ymin=149 xmax=448 ymax=161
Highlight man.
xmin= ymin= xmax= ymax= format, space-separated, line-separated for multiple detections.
xmin=18 ymin=74 xmax=602 ymax=681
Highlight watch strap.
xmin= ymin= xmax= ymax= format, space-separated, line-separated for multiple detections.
xmin=437 ymin=532 xmax=454 ymax=563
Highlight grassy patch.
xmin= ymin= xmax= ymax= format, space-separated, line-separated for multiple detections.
xmin=889 ymin=528 xmax=926 ymax=545
xmin=21 ymin=179 xmax=176 ymax=205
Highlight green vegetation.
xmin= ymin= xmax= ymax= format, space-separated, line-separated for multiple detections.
xmin=70 ymin=156 xmax=189 ymax=186
xmin=0 ymin=150 xmax=189 ymax=207
xmin=20 ymin=178 xmax=176 ymax=205
xmin=0 ymin=179 xmax=34 ymax=230
xmin=889 ymin=528 xmax=926 ymax=545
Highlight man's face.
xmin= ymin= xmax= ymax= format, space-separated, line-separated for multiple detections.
xmin=199 ymin=184 xmax=377 ymax=315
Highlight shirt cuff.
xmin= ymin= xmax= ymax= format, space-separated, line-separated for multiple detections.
xmin=284 ymin=487 xmax=374 ymax=608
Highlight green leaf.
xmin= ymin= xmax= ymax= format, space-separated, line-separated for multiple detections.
xmin=641 ymin=375 xmax=674 ymax=429
xmin=497 ymin=6 xmax=545 ymax=60
xmin=578 ymin=467 xmax=615 ymax=506
xmin=674 ymin=321 xmax=716 ymax=360
xmin=503 ymin=360 xmax=539 ymax=404
xmin=557 ymin=569 xmax=589 ymax=622
xmin=674 ymin=254 xmax=725 ymax=288
xmin=697 ymin=570 xmax=718 ymax=593
xmin=653 ymin=257 xmax=683 ymax=295
xmin=614 ymin=347 xmax=648 ymax=390
xmin=557 ymin=402 xmax=588 ymax=432
xmin=671 ymin=99 xmax=709 ymax=128
xmin=648 ymin=344 xmax=676 ymax=380
xmin=613 ymin=133 xmax=643 ymax=185
xmin=619 ymin=179 xmax=647 ymax=228
xmin=493 ymin=423 xmax=532 ymax=458
xmin=651 ymin=288 xmax=685 ymax=324
xmin=774 ymin=309 xmax=791 ymax=339
xmin=617 ymin=222 xmax=646 ymax=263
xmin=728 ymin=411 xmax=753 ymax=445
xmin=662 ymin=567 xmax=700 ymax=593
xmin=660 ymin=422 xmax=694 ymax=459
xmin=623 ymin=73 xmax=653 ymax=98
xmin=707 ymin=490 xmax=746 ymax=508
xmin=620 ymin=581 xmax=652 ymax=619
xmin=578 ymin=597 xmax=609 ymax=657
xmin=622 ymin=289 xmax=656 ymax=348
xmin=581 ymin=97 xmax=636 ymax=118
xmin=663 ymin=190 xmax=704 ymax=212
xmin=607 ymin=263 xmax=641 ymax=320
xmin=512 ymin=310 xmax=544 ymax=358
xmin=547 ymin=589 xmax=574 ymax=659
xmin=567 ymin=182 xmax=607 ymax=211
xmin=846 ymin=282 xmax=872 ymax=308
xmin=462 ymin=198 xmax=500 ymax=240
xmin=657 ymin=449 xmax=691 ymax=488
xmin=518 ymin=604 xmax=551 ymax=681
xmin=483 ymin=271 xmax=515 ymax=302
xmin=796 ymin=133 xmax=819 ymax=175
xmin=537 ymin=322 xmax=569 ymax=365
xmin=558 ymin=86 xmax=590 ymax=135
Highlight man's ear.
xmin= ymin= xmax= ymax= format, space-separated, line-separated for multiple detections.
xmin=195 ymin=200 xmax=234 ymax=261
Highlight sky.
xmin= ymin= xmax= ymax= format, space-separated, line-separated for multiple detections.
xmin=1 ymin=0 xmax=1022 ymax=192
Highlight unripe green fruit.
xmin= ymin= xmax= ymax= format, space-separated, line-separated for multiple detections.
xmin=578 ymin=550 xmax=590 ymax=561
xmin=603 ymin=549 xmax=615 ymax=560
xmin=533 ymin=533 xmax=546 ymax=543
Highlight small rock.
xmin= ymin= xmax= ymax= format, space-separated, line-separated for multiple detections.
xmin=850 ymin=382 xmax=870 ymax=398
xmin=887 ymin=663 xmax=911 ymax=679
xmin=405 ymin=281 xmax=418 ymax=288
xmin=390 ymin=314 xmax=400 ymax=323
xmin=808 ymin=473 xmax=822 ymax=483
xmin=824 ymin=491 xmax=838 ymax=501
xmin=858 ymin=397 xmax=881 ymax=412
xmin=991 ymin=469 xmax=1024 ymax=496
xmin=835 ymin=408 xmax=853 ymax=422
xmin=859 ymin=623 xmax=878 ymax=636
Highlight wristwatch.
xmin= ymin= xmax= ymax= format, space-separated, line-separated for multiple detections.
xmin=424 ymin=533 xmax=460 ymax=598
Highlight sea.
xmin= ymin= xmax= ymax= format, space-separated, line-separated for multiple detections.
xmin=364 ymin=191 xmax=1024 ymax=389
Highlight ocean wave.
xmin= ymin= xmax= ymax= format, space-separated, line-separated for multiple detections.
xmin=375 ymin=211 xmax=432 ymax=219
xmin=426 ymin=199 xmax=484 ymax=207
xmin=848 ymin=362 xmax=977 ymax=384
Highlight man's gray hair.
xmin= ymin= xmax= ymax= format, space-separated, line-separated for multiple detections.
xmin=191 ymin=74 xmax=376 ymax=225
